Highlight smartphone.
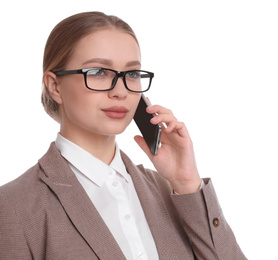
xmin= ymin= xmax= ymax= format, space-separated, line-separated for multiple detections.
xmin=133 ymin=94 xmax=162 ymax=155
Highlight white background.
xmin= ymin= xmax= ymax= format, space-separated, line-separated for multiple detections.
xmin=1 ymin=0 xmax=277 ymax=259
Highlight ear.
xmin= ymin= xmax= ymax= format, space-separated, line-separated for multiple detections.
xmin=44 ymin=71 xmax=63 ymax=104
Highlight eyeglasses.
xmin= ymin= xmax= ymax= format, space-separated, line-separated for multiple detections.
xmin=54 ymin=68 xmax=154 ymax=93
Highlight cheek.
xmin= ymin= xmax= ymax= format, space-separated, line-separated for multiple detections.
xmin=125 ymin=94 xmax=141 ymax=123
xmin=130 ymin=95 xmax=141 ymax=114
xmin=60 ymin=82 xmax=98 ymax=122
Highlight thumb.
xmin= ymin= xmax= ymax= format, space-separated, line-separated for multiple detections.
xmin=134 ymin=135 xmax=153 ymax=158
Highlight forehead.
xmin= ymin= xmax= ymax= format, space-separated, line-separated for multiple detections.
xmin=67 ymin=29 xmax=141 ymax=68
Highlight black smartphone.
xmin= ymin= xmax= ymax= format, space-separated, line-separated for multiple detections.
xmin=133 ymin=94 xmax=162 ymax=155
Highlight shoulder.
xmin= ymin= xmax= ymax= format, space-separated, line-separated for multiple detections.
xmin=0 ymin=162 xmax=46 ymax=245
xmin=1 ymin=163 xmax=41 ymax=192
xmin=0 ymin=142 xmax=64 ymax=215
xmin=0 ymin=162 xmax=44 ymax=208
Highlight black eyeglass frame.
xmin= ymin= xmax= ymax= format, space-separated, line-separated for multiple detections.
xmin=54 ymin=68 xmax=154 ymax=93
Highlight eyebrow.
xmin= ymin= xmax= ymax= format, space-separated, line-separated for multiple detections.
xmin=125 ymin=60 xmax=141 ymax=68
xmin=82 ymin=58 xmax=141 ymax=68
xmin=82 ymin=58 xmax=112 ymax=66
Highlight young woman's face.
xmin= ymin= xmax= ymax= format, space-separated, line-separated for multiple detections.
xmin=56 ymin=29 xmax=142 ymax=138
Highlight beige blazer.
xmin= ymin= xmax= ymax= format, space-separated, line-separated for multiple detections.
xmin=0 ymin=143 xmax=247 ymax=259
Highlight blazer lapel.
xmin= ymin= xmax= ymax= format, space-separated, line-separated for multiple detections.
xmin=39 ymin=143 xmax=126 ymax=260
xmin=121 ymin=151 xmax=193 ymax=259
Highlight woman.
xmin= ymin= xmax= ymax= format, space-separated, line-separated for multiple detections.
xmin=0 ymin=12 xmax=246 ymax=259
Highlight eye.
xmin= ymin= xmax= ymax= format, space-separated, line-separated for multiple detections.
xmin=126 ymin=71 xmax=140 ymax=79
xmin=87 ymin=68 xmax=106 ymax=76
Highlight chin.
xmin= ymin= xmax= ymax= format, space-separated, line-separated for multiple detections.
xmin=109 ymin=126 xmax=128 ymax=136
xmin=99 ymin=121 xmax=130 ymax=136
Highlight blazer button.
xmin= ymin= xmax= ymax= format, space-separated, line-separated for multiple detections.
xmin=213 ymin=218 xmax=220 ymax=227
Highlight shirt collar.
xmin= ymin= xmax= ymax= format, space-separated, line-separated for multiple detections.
xmin=55 ymin=133 xmax=129 ymax=186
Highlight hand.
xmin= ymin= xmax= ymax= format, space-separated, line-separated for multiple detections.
xmin=134 ymin=103 xmax=202 ymax=194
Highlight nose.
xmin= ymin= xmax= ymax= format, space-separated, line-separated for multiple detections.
xmin=108 ymin=75 xmax=128 ymax=99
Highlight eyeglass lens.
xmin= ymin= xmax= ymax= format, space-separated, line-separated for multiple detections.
xmin=86 ymin=68 xmax=151 ymax=92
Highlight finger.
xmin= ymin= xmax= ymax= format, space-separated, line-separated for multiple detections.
xmin=146 ymin=104 xmax=189 ymax=137
xmin=150 ymin=113 xmax=177 ymax=127
xmin=165 ymin=121 xmax=188 ymax=137
xmin=146 ymin=105 xmax=174 ymax=116
xmin=165 ymin=121 xmax=177 ymax=133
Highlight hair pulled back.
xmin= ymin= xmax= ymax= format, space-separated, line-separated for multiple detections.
xmin=42 ymin=12 xmax=138 ymax=122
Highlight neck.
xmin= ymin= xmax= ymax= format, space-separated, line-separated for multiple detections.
xmin=59 ymin=128 xmax=116 ymax=165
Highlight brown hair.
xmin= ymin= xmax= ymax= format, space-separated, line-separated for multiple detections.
xmin=42 ymin=12 xmax=139 ymax=122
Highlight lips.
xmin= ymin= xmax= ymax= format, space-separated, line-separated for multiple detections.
xmin=102 ymin=106 xmax=129 ymax=119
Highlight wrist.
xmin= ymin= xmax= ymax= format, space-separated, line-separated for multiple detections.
xmin=171 ymin=178 xmax=202 ymax=195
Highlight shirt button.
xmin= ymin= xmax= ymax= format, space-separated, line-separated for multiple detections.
xmin=213 ymin=218 xmax=220 ymax=227
xmin=124 ymin=214 xmax=131 ymax=221
xmin=112 ymin=181 xmax=118 ymax=187
xmin=138 ymin=251 xmax=144 ymax=259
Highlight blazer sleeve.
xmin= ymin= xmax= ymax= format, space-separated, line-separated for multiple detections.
xmin=0 ymin=189 xmax=33 ymax=259
xmin=171 ymin=178 xmax=247 ymax=260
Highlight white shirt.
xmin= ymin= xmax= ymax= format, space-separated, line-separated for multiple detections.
xmin=55 ymin=134 xmax=159 ymax=260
